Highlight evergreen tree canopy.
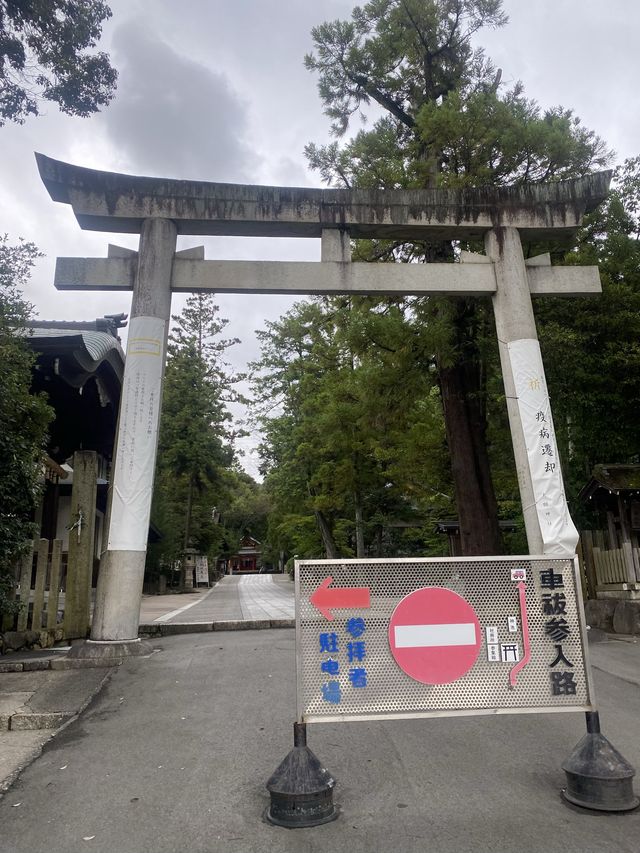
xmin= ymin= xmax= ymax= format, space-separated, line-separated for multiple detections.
xmin=537 ymin=157 xmax=640 ymax=527
xmin=149 ymin=294 xmax=243 ymax=578
xmin=301 ymin=0 xmax=611 ymax=555
xmin=252 ymin=296 xmax=454 ymax=560
xmin=0 ymin=0 xmax=117 ymax=125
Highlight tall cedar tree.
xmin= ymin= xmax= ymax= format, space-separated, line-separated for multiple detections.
xmin=152 ymin=295 xmax=240 ymax=577
xmin=304 ymin=0 xmax=609 ymax=554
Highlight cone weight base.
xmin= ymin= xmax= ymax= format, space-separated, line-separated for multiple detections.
xmin=266 ymin=722 xmax=338 ymax=828
xmin=562 ymin=731 xmax=639 ymax=812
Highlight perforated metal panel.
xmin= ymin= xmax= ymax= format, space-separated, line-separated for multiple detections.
xmin=295 ymin=557 xmax=593 ymax=723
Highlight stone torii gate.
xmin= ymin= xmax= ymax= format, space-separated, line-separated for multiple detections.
xmin=36 ymin=153 xmax=611 ymax=659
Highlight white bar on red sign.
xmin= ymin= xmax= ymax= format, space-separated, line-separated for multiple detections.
xmin=394 ymin=623 xmax=477 ymax=648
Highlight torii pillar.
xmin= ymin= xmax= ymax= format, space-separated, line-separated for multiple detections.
xmin=91 ymin=218 xmax=176 ymax=651
xmin=36 ymin=152 xmax=611 ymax=659
xmin=486 ymin=227 xmax=550 ymax=554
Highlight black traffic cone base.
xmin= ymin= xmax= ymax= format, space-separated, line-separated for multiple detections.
xmin=562 ymin=732 xmax=639 ymax=812
xmin=266 ymin=744 xmax=338 ymax=827
xmin=266 ymin=723 xmax=338 ymax=828
xmin=562 ymin=786 xmax=639 ymax=813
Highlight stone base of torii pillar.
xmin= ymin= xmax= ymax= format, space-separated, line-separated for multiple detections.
xmin=67 ymin=638 xmax=154 ymax=662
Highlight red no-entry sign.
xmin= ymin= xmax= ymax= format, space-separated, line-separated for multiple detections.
xmin=388 ymin=587 xmax=482 ymax=685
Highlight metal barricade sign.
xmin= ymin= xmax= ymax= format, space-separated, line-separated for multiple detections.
xmin=295 ymin=557 xmax=593 ymax=723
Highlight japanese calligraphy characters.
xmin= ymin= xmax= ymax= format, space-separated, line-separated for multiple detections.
xmin=319 ymin=618 xmax=368 ymax=705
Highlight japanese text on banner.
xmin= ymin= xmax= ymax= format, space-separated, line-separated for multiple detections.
xmin=507 ymin=338 xmax=578 ymax=555
xmin=108 ymin=315 xmax=166 ymax=551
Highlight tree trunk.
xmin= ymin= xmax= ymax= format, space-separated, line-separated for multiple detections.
xmin=438 ymin=301 xmax=502 ymax=556
xmin=375 ymin=524 xmax=383 ymax=557
xmin=183 ymin=475 xmax=194 ymax=551
xmin=422 ymin=237 xmax=503 ymax=556
xmin=315 ymin=510 xmax=339 ymax=558
xmin=439 ymin=357 xmax=502 ymax=555
xmin=182 ymin=475 xmax=194 ymax=589
xmin=354 ymin=499 xmax=366 ymax=558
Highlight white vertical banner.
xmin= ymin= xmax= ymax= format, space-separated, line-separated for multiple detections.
xmin=108 ymin=316 xmax=166 ymax=551
xmin=507 ymin=338 xmax=579 ymax=556
xmin=195 ymin=555 xmax=209 ymax=584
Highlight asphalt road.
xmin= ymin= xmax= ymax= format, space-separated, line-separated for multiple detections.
xmin=1 ymin=631 xmax=638 ymax=853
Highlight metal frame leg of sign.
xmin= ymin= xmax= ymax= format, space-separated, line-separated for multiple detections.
xmin=277 ymin=556 xmax=638 ymax=820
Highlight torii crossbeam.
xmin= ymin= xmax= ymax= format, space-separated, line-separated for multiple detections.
xmin=36 ymin=153 xmax=611 ymax=658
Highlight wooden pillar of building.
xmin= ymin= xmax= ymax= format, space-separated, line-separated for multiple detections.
xmin=64 ymin=451 xmax=97 ymax=639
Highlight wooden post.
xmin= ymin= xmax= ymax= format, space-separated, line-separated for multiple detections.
xmin=32 ymin=539 xmax=49 ymax=631
xmin=606 ymin=511 xmax=618 ymax=550
xmin=617 ymin=495 xmax=639 ymax=584
xmin=64 ymin=451 xmax=97 ymax=639
xmin=580 ymin=531 xmax=598 ymax=599
xmin=47 ymin=539 xmax=63 ymax=629
xmin=15 ymin=544 xmax=34 ymax=632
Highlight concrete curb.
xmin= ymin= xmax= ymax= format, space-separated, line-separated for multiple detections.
xmin=0 ymin=619 xmax=296 ymax=671
xmin=10 ymin=712 xmax=73 ymax=731
xmin=0 ymin=668 xmax=114 ymax=797
xmin=50 ymin=658 xmax=124 ymax=670
xmin=139 ymin=618 xmax=295 ymax=637
xmin=0 ymin=659 xmax=54 ymax=673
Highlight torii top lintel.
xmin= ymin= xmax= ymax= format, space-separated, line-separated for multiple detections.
xmin=36 ymin=153 xmax=611 ymax=242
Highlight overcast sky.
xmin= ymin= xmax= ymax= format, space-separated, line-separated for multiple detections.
xmin=2 ymin=0 xmax=638 ymax=478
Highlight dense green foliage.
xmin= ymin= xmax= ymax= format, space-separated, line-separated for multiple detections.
xmin=0 ymin=0 xmax=117 ymax=125
xmin=0 ymin=236 xmax=52 ymax=615
xmin=148 ymin=294 xmax=268 ymax=583
xmin=301 ymin=0 xmax=611 ymax=556
xmin=253 ymin=298 xmax=456 ymax=560
xmin=304 ymin=0 xmax=608 ymax=192
xmin=253 ymin=0 xmax=623 ymax=561
xmin=538 ymin=157 xmax=640 ymax=528
xmin=149 ymin=295 xmax=237 ymax=579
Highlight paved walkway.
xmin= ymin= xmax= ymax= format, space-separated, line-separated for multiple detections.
xmin=139 ymin=575 xmax=295 ymax=626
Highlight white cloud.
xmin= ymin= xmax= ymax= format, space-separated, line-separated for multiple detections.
xmin=102 ymin=22 xmax=257 ymax=181
xmin=477 ymin=0 xmax=639 ymax=163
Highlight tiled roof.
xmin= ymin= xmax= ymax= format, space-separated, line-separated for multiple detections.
xmin=28 ymin=326 xmax=124 ymax=363
xmin=580 ymin=464 xmax=640 ymax=499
